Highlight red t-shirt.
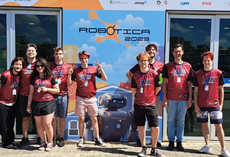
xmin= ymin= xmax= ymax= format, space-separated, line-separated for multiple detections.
xmin=193 ymin=68 xmax=224 ymax=108
xmin=162 ymin=61 xmax=193 ymax=101
xmin=49 ymin=62 xmax=70 ymax=96
xmin=71 ymin=66 xmax=102 ymax=98
xmin=130 ymin=61 xmax=164 ymax=74
xmin=0 ymin=70 xmax=20 ymax=105
xmin=30 ymin=76 xmax=58 ymax=102
xmin=131 ymin=69 xmax=160 ymax=106
xmin=19 ymin=60 xmax=36 ymax=96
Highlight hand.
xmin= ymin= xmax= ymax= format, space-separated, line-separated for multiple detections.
xmin=187 ymin=99 xmax=192 ymax=108
xmin=40 ymin=87 xmax=47 ymax=92
xmin=94 ymin=60 xmax=102 ymax=71
xmin=26 ymin=106 xmax=32 ymax=114
xmin=194 ymin=104 xmax=201 ymax=115
xmin=163 ymin=99 xmax=168 ymax=108
xmin=69 ymin=65 xmax=75 ymax=74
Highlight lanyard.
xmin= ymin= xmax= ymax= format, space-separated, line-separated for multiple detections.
xmin=39 ymin=78 xmax=43 ymax=87
xmin=174 ymin=61 xmax=183 ymax=76
xmin=82 ymin=67 xmax=89 ymax=81
xmin=203 ymin=69 xmax=213 ymax=85
xmin=11 ymin=71 xmax=17 ymax=88
xmin=55 ymin=62 xmax=64 ymax=78
xmin=140 ymin=70 xmax=149 ymax=86
xmin=152 ymin=61 xmax=156 ymax=68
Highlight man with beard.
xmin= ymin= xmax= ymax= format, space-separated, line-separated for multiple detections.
xmin=0 ymin=57 xmax=23 ymax=148
xmin=126 ymin=44 xmax=164 ymax=147
xmin=17 ymin=44 xmax=39 ymax=148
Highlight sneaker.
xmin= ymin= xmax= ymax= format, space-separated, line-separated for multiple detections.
xmin=39 ymin=142 xmax=46 ymax=151
xmin=167 ymin=141 xmax=174 ymax=150
xmin=17 ymin=137 xmax=30 ymax=148
xmin=77 ymin=137 xmax=84 ymax=147
xmin=221 ymin=149 xmax=230 ymax=157
xmin=58 ymin=137 xmax=65 ymax=147
xmin=53 ymin=138 xmax=57 ymax=147
xmin=157 ymin=142 xmax=162 ymax=147
xmin=190 ymin=127 xmax=196 ymax=132
xmin=45 ymin=143 xmax=53 ymax=151
xmin=198 ymin=145 xmax=212 ymax=153
xmin=176 ymin=141 xmax=184 ymax=151
xmin=138 ymin=147 xmax=147 ymax=157
xmin=12 ymin=141 xmax=18 ymax=146
xmin=37 ymin=137 xmax=42 ymax=145
xmin=6 ymin=144 xmax=17 ymax=149
xmin=95 ymin=138 xmax=106 ymax=147
xmin=151 ymin=148 xmax=165 ymax=156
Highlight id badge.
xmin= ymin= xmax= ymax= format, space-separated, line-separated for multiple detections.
xmin=13 ymin=89 xmax=16 ymax=95
xmin=140 ymin=87 xmax=143 ymax=93
xmin=84 ymin=81 xmax=88 ymax=87
xmin=177 ymin=77 xmax=181 ymax=83
xmin=37 ymin=87 xmax=41 ymax=93
xmin=58 ymin=79 xmax=61 ymax=84
xmin=205 ymin=85 xmax=209 ymax=91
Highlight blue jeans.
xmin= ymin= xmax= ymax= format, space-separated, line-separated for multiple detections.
xmin=166 ymin=100 xmax=187 ymax=142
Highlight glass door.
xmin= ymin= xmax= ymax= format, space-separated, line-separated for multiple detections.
xmin=164 ymin=15 xmax=216 ymax=141
xmin=215 ymin=16 xmax=230 ymax=140
xmin=0 ymin=13 xmax=7 ymax=73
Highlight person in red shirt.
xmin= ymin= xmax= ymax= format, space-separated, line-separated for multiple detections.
xmin=26 ymin=58 xmax=60 ymax=151
xmin=0 ymin=57 xmax=23 ymax=149
xmin=131 ymin=52 xmax=164 ymax=157
xmin=50 ymin=47 xmax=71 ymax=147
xmin=17 ymin=44 xmax=39 ymax=148
xmin=67 ymin=51 xmax=107 ymax=147
xmin=162 ymin=44 xmax=193 ymax=151
xmin=193 ymin=51 xmax=230 ymax=157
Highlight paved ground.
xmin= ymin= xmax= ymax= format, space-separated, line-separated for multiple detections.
xmin=0 ymin=140 xmax=230 ymax=157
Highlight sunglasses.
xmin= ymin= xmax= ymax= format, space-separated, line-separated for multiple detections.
xmin=36 ymin=65 xmax=44 ymax=68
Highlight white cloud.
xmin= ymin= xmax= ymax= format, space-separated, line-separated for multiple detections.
xmin=87 ymin=34 xmax=105 ymax=42
xmin=204 ymin=36 xmax=210 ymax=43
xmin=30 ymin=26 xmax=46 ymax=34
xmin=101 ymin=62 xmax=115 ymax=73
xmin=117 ymin=14 xmax=144 ymax=28
xmin=170 ymin=23 xmax=190 ymax=33
xmin=16 ymin=15 xmax=41 ymax=25
xmin=70 ymin=18 xmax=92 ymax=29
xmin=78 ymin=44 xmax=99 ymax=57
xmin=219 ymin=38 xmax=228 ymax=45
xmin=41 ymin=38 xmax=52 ymax=43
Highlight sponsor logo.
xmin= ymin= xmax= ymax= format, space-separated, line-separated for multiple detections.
xmin=164 ymin=0 xmax=168 ymax=5
xmin=214 ymin=100 xmax=218 ymax=105
xmin=156 ymin=0 xmax=161 ymax=5
xmin=110 ymin=0 xmax=127 ymax=4
xmin=134 ymin=1 xmax=147 ymax=5
xmin=224 ymin=2 xmax=230 ymax=5
xmin=202 ymin=2 xmax=211 ymax=5
xmin=180 ymin=2 xmax=190 ymax=5
xmin=79 ymin=11 xmax=150 ymax=48
xmin=184 ymin=93 xmax=187 ymax=98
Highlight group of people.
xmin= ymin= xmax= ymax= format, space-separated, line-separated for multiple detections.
xmin=128 ymin=43 xmax=230 ymax=157
xmin=0 ymin=44 xmax=107 ymax=151
xmin=0 ymin=43 xmax=230 ymax=157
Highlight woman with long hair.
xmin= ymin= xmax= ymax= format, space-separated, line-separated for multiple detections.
xmin=26 ymin=58 xmax=59 ymax=151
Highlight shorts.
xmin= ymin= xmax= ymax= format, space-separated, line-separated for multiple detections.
xmin=134 ymin=104 xmax=159 ymax=127
xmin=32 ymin=100 xmax=56 ymax=116
xmin=19 ymin=94 xmax=31 ymax=117
xmin=196 ymin=107 xmax=223 ymax=124
xmin=75 ymin=96 xmax=98 ymax=117
xmin=54 ymin=95 xmax=69 ymax=119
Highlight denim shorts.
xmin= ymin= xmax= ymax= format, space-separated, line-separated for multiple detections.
xmin=54 ymin=95 xmax=69 ymax=119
